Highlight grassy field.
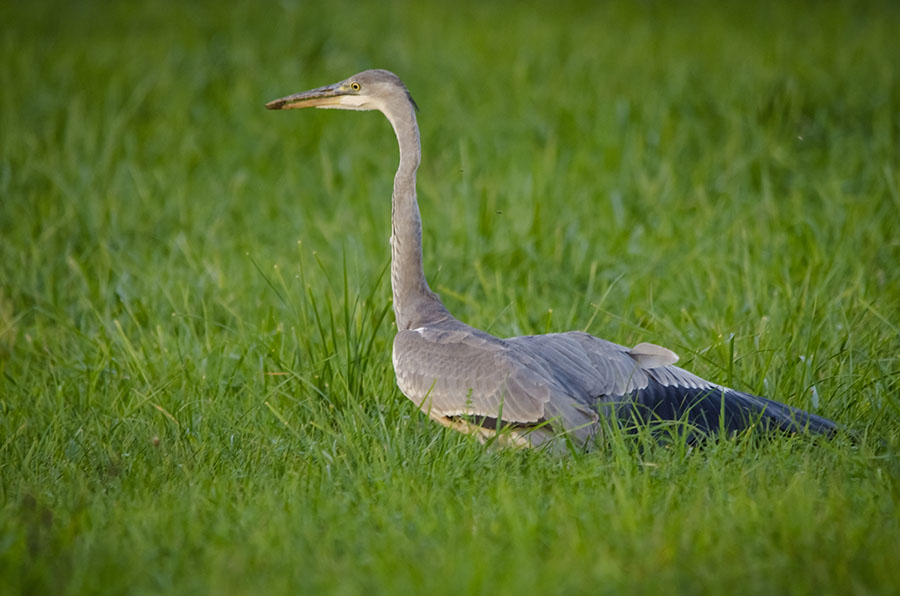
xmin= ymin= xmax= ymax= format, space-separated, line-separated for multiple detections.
xmin=2 ymin=0 xmax=899 ymax=593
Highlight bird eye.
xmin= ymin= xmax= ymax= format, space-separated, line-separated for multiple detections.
xmin=350 ymin=82 xmax=361 ymax=91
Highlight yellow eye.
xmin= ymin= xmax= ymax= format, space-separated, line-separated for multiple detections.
xmin=350 ymin=82 xmax=361 ymax=91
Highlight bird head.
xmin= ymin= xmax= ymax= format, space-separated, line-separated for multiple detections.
xmin=265 ymin=69 xmax=418 ymax=113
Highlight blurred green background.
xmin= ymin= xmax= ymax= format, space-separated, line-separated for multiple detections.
xmin=1 ymin=1 xmax=899 ymax=594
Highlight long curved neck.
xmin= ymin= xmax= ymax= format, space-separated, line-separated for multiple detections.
xmin=382 ymin=100 xmax=448 ymax=330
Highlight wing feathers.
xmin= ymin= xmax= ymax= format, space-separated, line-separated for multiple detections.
xmin=392 ymin=324 xmax=836 ymax=446
xmin=629 ymin=342 xmax=679 ymax=368
xmin=393 ymin=328 xmax=549 ymax=423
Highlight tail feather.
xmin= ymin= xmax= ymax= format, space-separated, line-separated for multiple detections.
xmin=614 ymin=378 xmax=838 ymax=438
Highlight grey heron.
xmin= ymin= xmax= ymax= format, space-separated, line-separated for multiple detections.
xmin=266 ymin=69 xmax=837 ymax=448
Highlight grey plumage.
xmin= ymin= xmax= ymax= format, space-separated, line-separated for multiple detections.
xmin=267 ymin=69 xmax=837 ymax=448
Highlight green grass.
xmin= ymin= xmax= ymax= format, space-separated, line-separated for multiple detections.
xmin=2 ymin=0 xmax=899 ymax=593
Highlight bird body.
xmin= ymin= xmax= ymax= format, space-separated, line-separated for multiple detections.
xmin=267 ymin=69 xmax=837 ymax=448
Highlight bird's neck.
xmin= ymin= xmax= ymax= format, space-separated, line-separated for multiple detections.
xmin=385 ymin=103 xmax=448 ymax=330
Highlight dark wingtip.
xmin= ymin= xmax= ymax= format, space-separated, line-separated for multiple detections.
xmin=265 ymin=99 xmax=284 ymax=110
xmin=618 ymin=381 xmax=842 ymax=441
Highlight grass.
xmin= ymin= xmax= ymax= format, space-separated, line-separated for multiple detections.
xmin=1 ymin=0 xmax=899 ymax=593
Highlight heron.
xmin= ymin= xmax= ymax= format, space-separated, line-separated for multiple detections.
xmin=266 ymin=69 xmax=837 ymax=448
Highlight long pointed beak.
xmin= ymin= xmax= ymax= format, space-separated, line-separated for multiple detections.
xmin=265 ymin=84 xmax=347 ymax=110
